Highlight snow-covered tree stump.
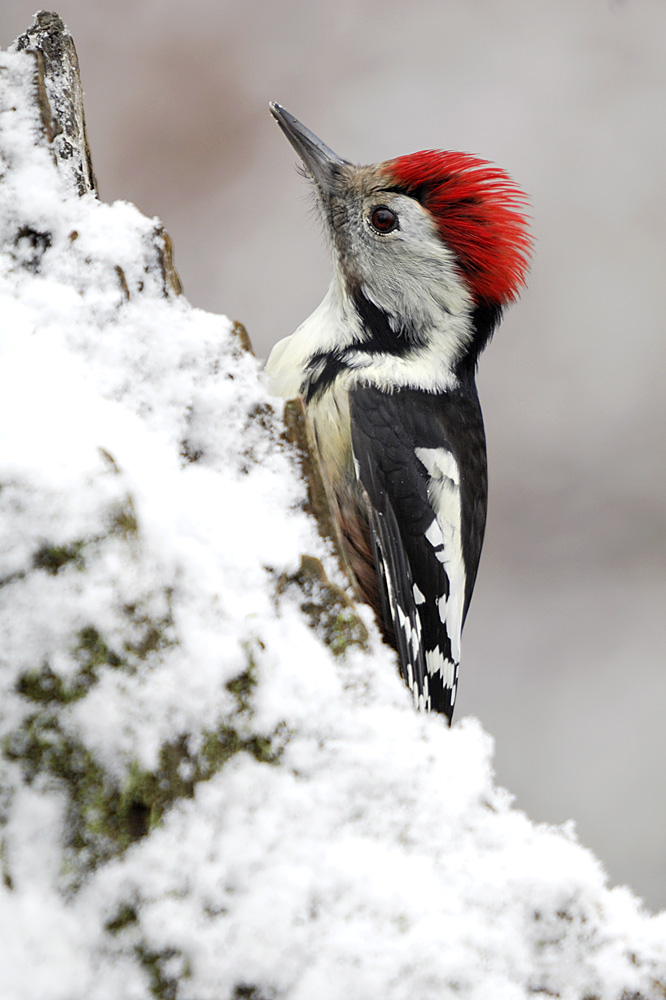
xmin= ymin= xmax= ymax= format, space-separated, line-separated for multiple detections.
xmin=1 ymin=12 xmax=665 ymax=1000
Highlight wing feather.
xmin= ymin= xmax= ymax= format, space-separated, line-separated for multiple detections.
xmin=349 ymin=382 xmax=486 ymax=721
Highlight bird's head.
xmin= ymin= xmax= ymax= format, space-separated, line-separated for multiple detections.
xmin=269 ymin=103 xmax=532 ymax=372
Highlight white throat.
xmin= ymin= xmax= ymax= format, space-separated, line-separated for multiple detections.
xmin=266 ymin=276 xmax=474 ymax=400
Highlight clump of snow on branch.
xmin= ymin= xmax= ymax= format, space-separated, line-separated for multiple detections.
xmin=1 ymin=35 xmax=666 ymax=1000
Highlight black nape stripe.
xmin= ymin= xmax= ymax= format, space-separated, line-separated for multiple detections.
xmin=471 ymin=301 xmax=503 ymax=355
xmin=472 ymin=301 xmax=503 ymax=340
xmin=453 ymin=301 xmax=504 ymax=377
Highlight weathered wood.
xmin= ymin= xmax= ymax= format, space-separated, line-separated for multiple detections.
xmin=15 ymin=10 xmax=97 ymax=196
xmin=10 ymin=11 xmax=184 ymax=299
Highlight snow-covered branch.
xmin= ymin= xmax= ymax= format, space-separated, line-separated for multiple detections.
xmin=1 ymin=13 xmax=665 ymax=1000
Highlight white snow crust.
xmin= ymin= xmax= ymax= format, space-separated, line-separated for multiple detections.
xmin=1 ymin=41 xmax=666 ymax=1000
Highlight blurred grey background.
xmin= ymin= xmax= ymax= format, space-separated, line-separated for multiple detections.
xmin=2 ymin=0 xmax=665 ymax=908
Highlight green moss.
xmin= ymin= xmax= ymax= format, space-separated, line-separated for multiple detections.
xmin=32 ymin=540 xmax=86 ymax=574
xmin=16 ymin=663 xmax=94 ymax=704
xmin=7 ymin=613 xmax=286 ymax=887
xmin=326 ymin=610 xmax=368 ymax=657
xmin=4 ymin=712 xmax=86 ymax=783
xmin=3 ymin=711 xmax=145 ymax=868
xmin=225 ymin=646 xmax=262 ymax=714
xmin=3 ymin=712 xmax=127 ymax=872
xmin=121 ymin=603 xmax=175 ymax=660
xmin=276 ymin=555 xmax=368 ymax=656
xmin=202 ymin=722 xmax=288 ymax=770
xmin=137 ymin=944 xmax=189 ymax=1000
xmin=109 ymin=496 xmax=139 ymax=537
xmin=6 ymin=673 xmax=288 ymax=880
xmin=16 ymin=626 xmax=125 ymax=707
xmin=226 ymin=669 xmax=255 ymax=711
xmin=105 ymin=903 xmax=139 ymax=935
xmin=0 ymin=840 xmax=13 ymax=890
xmin=15 ymin=614 xmax=170 ymax=712
xmin=75 ymin=625 xmax=123 ymax=670
xmin=232 ymin=986 xmax=277 ymax=1000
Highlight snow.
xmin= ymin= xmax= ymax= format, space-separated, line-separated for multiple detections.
xmin=1 ymin=34 xmax=666 ymax=1000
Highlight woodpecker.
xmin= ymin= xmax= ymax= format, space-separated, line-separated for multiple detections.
xmin=267 ymin=103 xmax=531 ymax=722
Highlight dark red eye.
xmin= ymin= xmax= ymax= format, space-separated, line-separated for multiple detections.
xmin=370 ymin=206 xmax=398 ymax=233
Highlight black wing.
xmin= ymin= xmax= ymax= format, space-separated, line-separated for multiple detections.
xmin=349 ymin=380 xmax=487 ymax=721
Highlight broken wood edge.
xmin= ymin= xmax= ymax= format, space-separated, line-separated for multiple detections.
xmin=15 ymin=11 xmax=97 ymax=196
xmin=12 ymin=11 xmax=184 ymax=299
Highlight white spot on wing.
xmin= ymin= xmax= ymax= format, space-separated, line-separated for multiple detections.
xmin=412 ymin=582 xmax=426 ymax=605
xmin=397 ymin=604 xmax=421 ymax=658
xmin=415 ymin=447 xmax=460 ymax=486
xmin=425 ymin=648 xmax=456 ymax=691
xmin=415 ymin=447 xmax=466 ymax=670
xmin=425 ymin=518 xmax=445 ymax=550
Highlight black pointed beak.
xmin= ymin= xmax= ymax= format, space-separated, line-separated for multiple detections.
xmin=269 ymin=103 xmax=349 ymax=195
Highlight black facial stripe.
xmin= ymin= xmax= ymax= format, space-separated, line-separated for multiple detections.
xmin=351 ymin=287 xmax=427 ymax=356
xmin=302 ymin=288 xmax=432 ymax=401
xmin=302 ymin=350 xmax=349 ymax=403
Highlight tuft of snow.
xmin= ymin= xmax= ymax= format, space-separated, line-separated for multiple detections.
xmin=1 ymin=36 xmax=666 ymax=1000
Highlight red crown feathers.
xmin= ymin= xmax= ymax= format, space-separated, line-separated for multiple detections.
xmin=384 ymin=150 xmax=532 ymax=307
